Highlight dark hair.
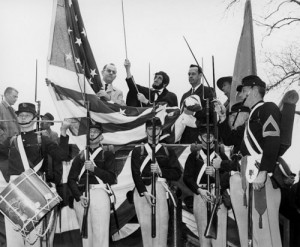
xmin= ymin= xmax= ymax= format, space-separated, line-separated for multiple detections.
xmin=155 ymin=71 xmax=170 ymax=86
xmin=189 ymin=64 xmax=202 ymax=74
xmin=4 ymin=87 xmax=18 ymax=96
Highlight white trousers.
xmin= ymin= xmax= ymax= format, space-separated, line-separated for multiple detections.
xmin=230 ymin=173 xmax=282 ymax=247
xmin=134 ymin=182 xmax=169 ymax=247
xmin=74 ymin=188 xmax=110 ymax=247
xmin=193 ymin=191 xmax=227 ymax=247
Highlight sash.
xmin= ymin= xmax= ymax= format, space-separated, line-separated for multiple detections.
xmin=196 ymin=150 xmax=215 ymax=185
xmin=140 ymin=143 xmax=162 ymax=173
xmin=16 ymin=135 xmax=43 ymax=172
xmin=243 ymin=102 xmax=267 ymax=229
xmin=79 ymin=147 xmax=104 ymax=184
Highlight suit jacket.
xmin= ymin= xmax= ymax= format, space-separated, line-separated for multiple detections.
xmin=107 ymin=85 xmax=126 ymax=106
xmin=179 ymin=84 xmax=214 ymax=144
xmin=0 ymin=101 xmax=20 ymax=143
xmin=125 ymin=77 xmax=178 ymax=107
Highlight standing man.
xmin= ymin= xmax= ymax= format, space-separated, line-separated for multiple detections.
xmin=68 ymin=122 xmax=116 ymax=247
xmin=238 ymin=75 xmax=282 ymax=247
xmin=0 ymin=87 xmax=20 ymax=144
xmin=131 ymin=117 xmax=181 ymax=247
xmin=180 ymin=64 xmax=214 ymax=144
xmin=41 ymin=112 xmax=59 ymax=144
xmin=0 ymin=87 xmax=19 ymax=247
xmin=0 ymin=102 xmax=71 ymax=247
xmin=124 ymin=59 xmax=178 ymax=107
xmin=97 ymin=63 xmax=126 ymax=106
xmin=183 ymin=124 xmax=227 ymax=247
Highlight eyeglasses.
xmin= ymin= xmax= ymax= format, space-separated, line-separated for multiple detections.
xmin=104 ymin=69 xmax=117 ymax=75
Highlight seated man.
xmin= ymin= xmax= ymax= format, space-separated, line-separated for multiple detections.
xmin=68 ymin=122 xmax=116 ymax=247
xmin=124 ymin=59 xmax=178 ymax=107
xmin=131 ymin=117 xmax=181 ymax=247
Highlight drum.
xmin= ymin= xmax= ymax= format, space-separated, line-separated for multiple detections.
xmin=0 ymin=169 xmax=61 ymax=237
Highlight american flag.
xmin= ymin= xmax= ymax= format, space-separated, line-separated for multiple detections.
xmin=47 ymin=0 xmax=182 ymax=149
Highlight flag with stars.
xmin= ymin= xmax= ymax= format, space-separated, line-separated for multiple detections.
xmin=47 ymin=0 xmax=181 ymax=149
xmin=47 ymin=0 xmax=102 ymax=94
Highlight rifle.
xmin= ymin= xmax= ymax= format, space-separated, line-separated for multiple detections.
xmin=248 ymin=183 xmax=253 ymax=247
xmin=151 ymin=117 xmax=157 ymax=238
xmin=34 ymin=60 xmax=49 ymax=247
xmin=204 ymin=56 xmax=222 ymax=239
xmin=81 ymin=92 xmax=90 ymax=238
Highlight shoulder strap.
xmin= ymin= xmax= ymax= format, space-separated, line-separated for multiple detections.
xmin=244 ymin=102 xmax=264 ymax=159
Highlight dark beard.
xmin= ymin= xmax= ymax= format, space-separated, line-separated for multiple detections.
xmin=152 ymin=83 xmax=164 ymax=90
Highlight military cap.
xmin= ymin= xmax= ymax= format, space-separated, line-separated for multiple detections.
xmin=145 ymin=117 xmax=162 ymax=128
xmin=237 ymin=75 xmax=266 ymax=91
xmin=41 ymin=112 xmax=55 ymax=125
xmin=16 ymin=102 xmax=36 ymax=115
xmin=89 ymin=121 xmax=103 ymax=132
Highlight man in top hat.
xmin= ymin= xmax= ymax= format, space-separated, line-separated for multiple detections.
xmin=183 ymin=123 xmax=227 ymax=247
xmin=124 ymin=59 xmax=178 ymax=107
xmin=235 ymin=75 xmax=282 ymax=247
xmin=41 ymin=112 xmax=59 ymax=144
xmin=216 ymin=76 xmax=232 ymax=110
xmin=97 ymin=63 xmax=126 ymax=106
xmin=131 ymin=117 xmax=181 ymax=247
xmin=180 ymin=64 xmax=214 ymax=144
xmin=68 ymin=121 xmax=116 ymax=247
xmin=0 ymin=102 xmax=72 ymax=247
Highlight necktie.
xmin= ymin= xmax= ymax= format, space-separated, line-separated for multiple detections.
xmin=191 ymin=88 xmax=194 ymax=95
xmin=153 ymin=90 xmax=159 ymax=101
xmin=8 ymin=106 xmax=17 ymax=120
xmin=105 ymin=84 xmax=108 ymax=91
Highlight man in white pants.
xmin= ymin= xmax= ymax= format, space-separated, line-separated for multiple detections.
xmin=68 ymin=121 xmax=116 ymax=247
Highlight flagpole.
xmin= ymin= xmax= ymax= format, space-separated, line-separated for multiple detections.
xmin=121 ymin=0 xmax=128 ymax=59
xmin=148 ymin=62 xmax=151 ymax=103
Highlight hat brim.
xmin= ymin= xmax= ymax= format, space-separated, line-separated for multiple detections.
xmin=217 ymin=77 xmax=232 ymax=91
xmin=15 ymin=110 xmax=37 ymax=116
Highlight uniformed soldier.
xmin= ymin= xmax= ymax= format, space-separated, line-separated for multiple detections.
xmin=68 ymin=121 xmax=116 ymax=247
xmin=0 ymin=102 xmax=71 ymax=247
xmin=131 ymin=117 xmax=182 ymax=247
xmin=238 ymin=75 xmax=282 ymax=247
xmin=183 ymin=124 xmax=227 ymax=247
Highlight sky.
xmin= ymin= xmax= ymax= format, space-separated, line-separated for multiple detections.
xmin=0 ymin=0 xmax=299 ymax=174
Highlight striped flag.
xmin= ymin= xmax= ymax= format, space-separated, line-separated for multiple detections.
xmin=229 ymin=0 xmax=257 ymax=109
xmin=47 ymin=0 xmax=181 ymax=149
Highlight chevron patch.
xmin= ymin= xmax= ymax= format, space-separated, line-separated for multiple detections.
xmin=262 ymin=115 xmax=280 ymax=137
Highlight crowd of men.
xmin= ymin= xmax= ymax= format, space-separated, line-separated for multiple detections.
xmin=0 ymin=62 xmax=299 ymax=247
